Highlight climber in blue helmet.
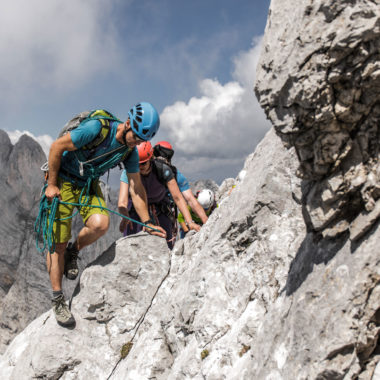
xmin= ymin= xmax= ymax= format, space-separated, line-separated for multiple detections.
xmin=127 ymin=102 xmax=160 ymax=141
xmin=42 ymin=101 xmax=165 ymax=327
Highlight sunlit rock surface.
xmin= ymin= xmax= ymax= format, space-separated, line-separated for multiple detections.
xmin=255 ymin=0 xmax=380 ymax=242
xmin=3 ymin=126 xmax=378 ymax=378
xmin=1 ymin=0 xmax=380 ymax=377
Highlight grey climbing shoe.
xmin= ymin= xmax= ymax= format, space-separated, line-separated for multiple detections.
xmin=64 ymin=242 xmax=80 ymax=280
xmin=52 ymin=294 xmax=75 ymax=326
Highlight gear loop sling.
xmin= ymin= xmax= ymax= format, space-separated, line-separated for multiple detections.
xmin=34 ymin=110 xmax=161 ymax=254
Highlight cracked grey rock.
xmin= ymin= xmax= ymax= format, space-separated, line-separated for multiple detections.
xmin=0 ymin=234 xmax=169 ymax=379
xmin=1 ymin=0 xmax=380 ymax=376
xmin=108 ymin=128 xmax=306 ymax=380
xmin=0 ymin=129 xmax=379 ymax=379
xmin=256 ymin=0 xmax=380 ymax=240
xmin=0 ymin=132 xmax=49 ymax=353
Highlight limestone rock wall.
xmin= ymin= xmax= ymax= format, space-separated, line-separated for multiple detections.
xmin=3 ymin=127 xmax=379 ymax=379
xmin=0 ymin=132 xmax=49 ymax=352
xmin=255 ymin=0 xmax=380 ymax=241
xmin=0 ymin=128 xmax=309 ymax=379
xmin=1 ymin=0 xmax=380 ymax=378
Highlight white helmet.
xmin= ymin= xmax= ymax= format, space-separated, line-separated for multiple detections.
xmin=197 ymin=189 xmax=215 ymax=209
xmin=237 ymin=169 xmax=246 ymax=182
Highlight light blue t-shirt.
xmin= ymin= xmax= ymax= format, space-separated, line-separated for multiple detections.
xmin=176 ymin=170 xmax=190 ymax=192
xmin=60 ymin=119 xmax=139 ymax=184
xmin=120 ymin=169 xmax=129 ymax=184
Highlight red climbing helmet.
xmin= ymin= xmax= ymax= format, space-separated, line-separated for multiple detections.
xmin=156 ymin=141 xmax=172 ymax=150
xmin=137 ymin=141 xmax=153 ymax=163
xmin=153 ymin=141 xmax=174 ymax=161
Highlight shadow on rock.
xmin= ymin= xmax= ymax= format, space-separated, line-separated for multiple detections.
xmin=284 ymin=230 xmax=349 ymax=296
xmin=70 ymin=243 xmax=116 ymax=303
xmin=58 ymin=320 xmax=77 ymax=330
xmin=350 ymin=217 xmax=380 ymax=254
xmin=87 ymin=242 xmax=117 ymax=268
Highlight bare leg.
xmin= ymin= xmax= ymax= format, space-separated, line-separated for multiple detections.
xmin=48 ymin=242 xmax=76 ymax=326
xmin=46 ymin=242 xmax=67 ymax=291
xmin=75 ymin=214 xmax=110 ymax=251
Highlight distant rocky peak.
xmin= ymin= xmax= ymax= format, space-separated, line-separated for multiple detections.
xmin=6 ymin=133 xmax=46 ymax=205
xmin=11 ymin=134 xmax=46 ymax=160
xmin=191 ymin=179 xmax=219 ymax=198
xmin=0 ymin=130 xmax=13 ymax=166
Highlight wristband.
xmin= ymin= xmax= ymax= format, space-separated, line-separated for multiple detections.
xmin=143 ymin=219 xmax=155 ymax=225
xmin=185 ymin=220 xmax=195 ymax=227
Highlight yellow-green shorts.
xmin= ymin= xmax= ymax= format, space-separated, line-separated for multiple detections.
xmin=51 ymin=178 xmax=109 ymax=243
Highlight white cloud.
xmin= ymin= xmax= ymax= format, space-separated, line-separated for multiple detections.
xmin=161 ymin=79 xmax=245 ymax=157
xmin=160 ymin=37 xmax=271 ymax=182
xmin=6 ymin=130 xmax=53 ymax=158
xmin=0 ymin=0 xmax=123 ymax=101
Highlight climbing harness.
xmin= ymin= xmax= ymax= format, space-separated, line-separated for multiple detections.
xmin=75 ymin=144 xmax=129 ymax=177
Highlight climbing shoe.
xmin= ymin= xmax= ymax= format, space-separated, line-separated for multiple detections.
xmin=52 ymin=294 xmax=75 ymax=326
xmin=64 ymin=242 xmax=80 ymax=280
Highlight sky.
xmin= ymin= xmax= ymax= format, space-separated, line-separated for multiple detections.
xmin=1 ymin=0 xmax=272 ymax=185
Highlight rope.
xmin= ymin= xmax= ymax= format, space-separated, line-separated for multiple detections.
xmin=34 ymin=179 xmax=162 ymax=254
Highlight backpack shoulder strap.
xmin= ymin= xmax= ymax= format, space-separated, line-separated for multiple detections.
xmin=152 ymin=159 xmax=175 ymax=187
xmin=120 ymin=146 xmax=134 ymax=165
xmin=88 ymin=109 xmax=120 ymax=121
xmin=82 ymin=118 xmax=111 ymax=151
xmin=171 ymin=164 xmax=178 ymax=181
xmin=81 ymin=109 xmax=121 ymax=151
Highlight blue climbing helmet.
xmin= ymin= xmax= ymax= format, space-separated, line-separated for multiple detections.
xmin=128 ymin=102 xmax=160 ymax=141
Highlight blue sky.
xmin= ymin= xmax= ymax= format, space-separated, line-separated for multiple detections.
xmin=1 ymin=0 xmax=271 ymax=185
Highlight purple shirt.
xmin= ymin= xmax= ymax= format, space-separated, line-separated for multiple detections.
xmin=141 ymin=170 xmax=168 ymax=204
xmin=121 ymin=161 xmax=175 ymax=205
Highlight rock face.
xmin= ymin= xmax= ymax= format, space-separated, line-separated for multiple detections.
xmin=3 ymin=125 xmax=378 ymax=379
xmin=191 ymin=179 xmax=219 ymax=196
xmin=0 ymin=128 xmax=303 ymax=378
xmin=0 ymin=235 xmax=171 ymax=380
xmin=255 ymin=0 xmax=380 ymax=241
xmin=0 ymin=131 xmax=49 ymax=352
xmin=1 ymin=1 xmax=380 ymax=377
xmin=0 ymin=130 xmax=122 ymax=353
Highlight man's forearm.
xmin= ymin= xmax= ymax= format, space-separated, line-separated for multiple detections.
xmin=47 ymin=142 xmax=63 ymax=186
xmin=175 ymin=196 xmax=194 ymax=225
xmin=189 ymin=198 xmax=208 ymax=224
xmin=183 ymin=189 xmax=208 ymax=224
xmin=180 ymin=221 xmax=188 ymax=233
xmin=118 ymin=182 xmax=130 ymax=215
xmin=133 ymin=196 xmax=150 ymax=222
xmin=130 ymin=179 xmax=150 ymax=222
